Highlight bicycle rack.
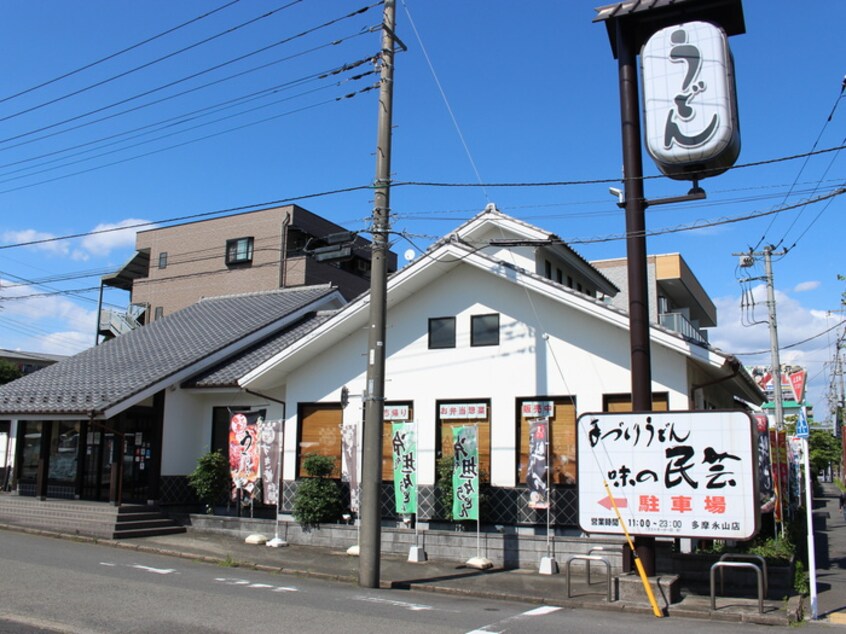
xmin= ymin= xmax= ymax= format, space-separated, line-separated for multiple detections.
xmin=710 ymin=561 xmax=764 ymax=614
xmin=717 ymin=553 xmax=768 ymax=598
xmin=566 ymin=555 xmax=613 ymax=602
xmin=586 ymin=546 xmax=622 ymax=585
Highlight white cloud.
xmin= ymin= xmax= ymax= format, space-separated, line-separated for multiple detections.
xmin=2 ymin=229 xmax=69 ymax=257
xmin=710 ymin=285 xmax=840 ymax=423
xmin=79 ymin=218 xmax=151 ymax=257
xmin=793 ymin=280 xmax=820 ymax=293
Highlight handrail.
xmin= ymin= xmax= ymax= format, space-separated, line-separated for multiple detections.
xmin=710 ymin=561 xmax=764 ymax=614
xmin=566 ymin=555 xmax=613 ymax=602
xmin=718 ymin=553 xmax=768 ymax=597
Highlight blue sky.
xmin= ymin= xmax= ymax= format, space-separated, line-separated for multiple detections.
xmin=0 ymin=1 xmax=843 ymax=421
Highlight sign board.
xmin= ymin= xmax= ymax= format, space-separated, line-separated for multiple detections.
xmin=642 ymin=21 xmax=740 ymax=180
xmin=439 ymin=403 xmax=487 ymax=420
xmin=795 ymin=408 xmax=810 ymax=439
xmin=577 ymin=410 xmax=759 ymax=540
xmin=522 ymin=401 xmax=554 ymax=418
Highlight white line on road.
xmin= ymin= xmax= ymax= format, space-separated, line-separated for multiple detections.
xmin=214 ymin=577 xmax=299 ymax=593
xmin=131 ymin=564 xmax=176 ymax=575
xmin=355 ymin=596 xmax=434 ymax=612
xmin=466 ymin=605 xmax=562 ymax=633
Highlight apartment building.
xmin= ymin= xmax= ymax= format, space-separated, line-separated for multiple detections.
xmin=100 ymin=205 xmax=395 ymax=336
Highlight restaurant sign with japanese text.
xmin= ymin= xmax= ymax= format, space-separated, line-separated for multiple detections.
xmin=577 ymin=411 xmax=759 ymax=540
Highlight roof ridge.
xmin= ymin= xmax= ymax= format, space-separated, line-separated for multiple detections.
xmin=196 ymin=284 xmax=335 ymax=303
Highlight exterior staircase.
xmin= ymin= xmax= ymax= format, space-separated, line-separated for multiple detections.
xmin=0 ymin=496 xmax=185 ymax=539
xmin=113 ymin=504 xmax=186 ymax=539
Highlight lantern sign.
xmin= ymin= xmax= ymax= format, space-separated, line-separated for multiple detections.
xmin=641 ymin=21 xmax=740 ymax=180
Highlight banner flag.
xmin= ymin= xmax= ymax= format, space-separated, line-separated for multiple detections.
xmin=527 ymin=418 xmax=550 ymax=509
xmin=392 ymin=422 xmax=417 ymax=514
xmin=258 ymin=419 xmax=282 ymax=505
xmin=341 ymin=421 xmax=359 ymax=512
xmin=229 ymin=409 xmax=266 ymax=502
xmin=452 ymin=425 xmax=479 ymax=520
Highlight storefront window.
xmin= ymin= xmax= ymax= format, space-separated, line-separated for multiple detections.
xmin=437 ymin=400 xmax=490 ymax=483
xmin=518 ymin=397 xmax=577 ymax=486
xmin=19 ymin=421 xmax=43 ymax=481
xmin=49 ymin=422 xmax=80 ymax=483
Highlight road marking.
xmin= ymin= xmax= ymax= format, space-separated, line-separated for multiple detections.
xmin=131 ymin=564 xmax=176 ymax=575
xmin=99 ymin=562 xmax=116 ymax=567
xmin=466 ymin=605 xmax=562 ymax=633
xmin=214 ymin=577 xmax=299 ymax=593
xmin=355 ymin=596 xmax=433 ymax=612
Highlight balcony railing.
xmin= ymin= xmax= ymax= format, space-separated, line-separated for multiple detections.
xmin=659 ymin=312 xmax=709 ymax=345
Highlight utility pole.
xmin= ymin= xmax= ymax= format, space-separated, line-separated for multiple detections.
xmin=359 ymin=0 xmax=396 ymax=589
xmin=737 ymin=245 xmax=788 ymax=534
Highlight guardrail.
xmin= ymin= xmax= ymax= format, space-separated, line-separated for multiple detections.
xmin=566 ymin=555 xmax=613 ymax=602
xmin=586 ymin=546 xmax=622 ymax=585
xmin=710 ymin=560 xmax=764 ymax=614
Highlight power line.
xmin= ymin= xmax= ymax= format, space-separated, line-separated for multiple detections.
xmin=0 ymin=83 xmax=378 ymax=196
xmin=0 ymin=0 xmax=243 ymax=105
xmin=0 ymin=0 xmax=307 ymax=124
xmin=0 ymin=5 xmax=381 ymax=147
xmin=0 ymin=72 xmax=377 ymax=187
xmin=0 ymin=184 xmax=374 ymax=251
xmin=731 ymin=320 xmax=846 ymax=356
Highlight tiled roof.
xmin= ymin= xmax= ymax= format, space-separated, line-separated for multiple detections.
xmin=0 ymin=286 xmax=336 ymax=416
xmin=185 ymin=310 xmax=336 ymax=388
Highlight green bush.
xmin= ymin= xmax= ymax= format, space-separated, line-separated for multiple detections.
xmin=188 ymin=450 xmax=230 ymax=513
xmin=292 ymin=454 xmax=342 ymax=526
xmin=435 ymin=456 xmax=455 ymax=521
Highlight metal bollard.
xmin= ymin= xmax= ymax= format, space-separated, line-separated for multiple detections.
xmin=717 ymin=553 xmax=768 ymax=598
xmin=586 ymin=546 xmax=622 ymax=585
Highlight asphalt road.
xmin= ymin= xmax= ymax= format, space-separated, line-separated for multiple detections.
xmin=0 ymin=531 xmax=833 ymax=633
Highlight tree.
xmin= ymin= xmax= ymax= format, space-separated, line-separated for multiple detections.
xmin=292 ymin=454 xmax=341 ymax=526
xmin=188 ymin=450 xmax=231 ymax=513
xmin=808 ymin=429 xmax=841 ymax=475
xmin=0 ymin=360 xmax=22 ymax=385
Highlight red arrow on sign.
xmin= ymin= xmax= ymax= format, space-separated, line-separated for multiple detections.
xmin=598 ymin=495 xmax=627 ymax=510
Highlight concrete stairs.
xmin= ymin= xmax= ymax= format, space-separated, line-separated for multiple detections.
xmin=0 ymin=496 xmax=185 ymax=540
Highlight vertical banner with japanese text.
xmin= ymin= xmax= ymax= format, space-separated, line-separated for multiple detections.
xmin=392 ymin=422 xmax=417 ymax=515
xmin=452 ymin=425 xmax=479 ymax=520
xmin=258 ymin=419 xmax=282 ymax=506
xmin=229 ymin=409 xmax=266 ymax=502
xmin=341 ymin=421 xmax=359 ymax=513
xmin=527 ymin=418 xmax=549 ymax=509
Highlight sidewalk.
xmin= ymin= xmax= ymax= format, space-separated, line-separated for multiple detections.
xmin=0 ymin=523 xmax=799 ymax=626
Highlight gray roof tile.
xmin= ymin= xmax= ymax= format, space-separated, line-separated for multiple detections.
xmin=0 ymin=286 xmax=335 ymax=416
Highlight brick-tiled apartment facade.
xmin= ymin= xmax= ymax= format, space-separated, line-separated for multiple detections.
xmin=105 ymin=205 xmax=395 ymax=323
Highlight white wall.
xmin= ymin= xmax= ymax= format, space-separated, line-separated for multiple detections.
xmin=281 ymin=263 xmax=692 ymax=488
xmin=160 ymin=386 xmax=287 ymax=476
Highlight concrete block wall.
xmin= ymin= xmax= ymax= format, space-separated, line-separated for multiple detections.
xmin=187 ymin=514 xmax=626 ymax=573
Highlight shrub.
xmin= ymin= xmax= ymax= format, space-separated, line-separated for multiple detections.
xmin=292 ymin=454 xmax=342 ymax=526
xmin=188 ymin=450 xmax=230 ymax=513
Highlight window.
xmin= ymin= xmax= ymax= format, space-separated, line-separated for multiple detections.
xmin=226 ymin=237 xmax=254 ymax=265
xmin=158 ymin=252 xmax=167 ymax=269
xmin=556 ymin=268 xmax=563 ymax=284
xmin=382 ymin=401 xmax=414 ymax=480
xmin=518 ymin=397 xmax=576 ymax=486
xmin=567 ymin=276 xmax=573 ymax=288
xmin=211 ymin=406 xmax=249 ymax=455
xmin=544 ymin=260 xmax=552 ymax=279
xmin=154 ymin=306 xmax=164 ymax=320
xmin=297 ymin=404 xmax=342 ymax=478
xmin=471 ymin=313 xmax=499 ymax=347
xmin=437 ymin=400 xmax=490 ymax=483
xmin=17 ymin=421 xmax=43 ymax=481
xmin=48 ymin=422 xmax=80 ymax=483
xmin=603 ymin=392 xmax=670 ymax=412
xmin=428 ymin=317 xmax=456 ymax=349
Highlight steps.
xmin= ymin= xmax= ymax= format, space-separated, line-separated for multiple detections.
xmin=113 ymin=504 xmax=186 ymax=539
xmin=0 ymin=496 xmax=185 ymax=540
